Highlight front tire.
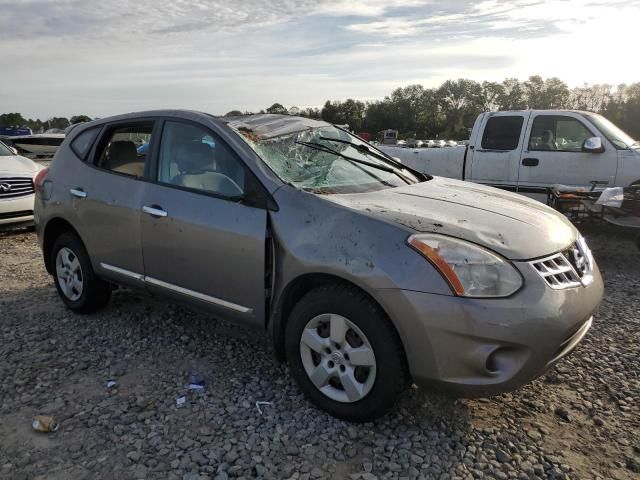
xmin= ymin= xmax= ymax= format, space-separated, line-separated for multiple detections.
xmin=51 ymin=232 xmax=111 ymax=313
xmin=285 ymin=284 xmax=408 ymax=422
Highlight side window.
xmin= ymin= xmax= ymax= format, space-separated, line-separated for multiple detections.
xmin=528 ymin=116 xmax=593 ymax=152
xmin=70 ymin=127 xmax=100 ymax=160
xmin=158 ymin=121 xmax=245 ymax=198
xmin=95 ymin=122 xmax=153 ymax=177
xmin=481 ymin=116 xmax=524 ymax=151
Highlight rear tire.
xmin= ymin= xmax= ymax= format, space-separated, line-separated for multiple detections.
xmin=285 ymin=284 xmax=408 ymax=422
xmin=51 ymin=232 xmax=111 ymax=313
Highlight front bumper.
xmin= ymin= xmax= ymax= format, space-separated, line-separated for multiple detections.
xmin=0 ymin=194 xmax=35 ymax=229
xmin=375 ymin=258 xmax=604 ymax=396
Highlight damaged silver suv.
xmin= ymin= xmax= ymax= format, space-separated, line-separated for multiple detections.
xmin=35 ymin=111 xmax=603 ymax=421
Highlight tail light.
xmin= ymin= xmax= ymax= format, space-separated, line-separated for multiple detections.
xmin=34 ymin=167 xmax=49 ymax=193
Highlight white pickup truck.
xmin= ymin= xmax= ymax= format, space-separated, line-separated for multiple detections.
xmin=380 ymin=110 xmax=640 ymax=201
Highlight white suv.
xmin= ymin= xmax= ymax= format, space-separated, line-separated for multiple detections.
xmin=0 ymin=141 xmax=45 ymax=230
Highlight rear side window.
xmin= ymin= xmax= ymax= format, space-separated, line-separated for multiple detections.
xmin=95 ymin=122 xmax=154 ymax=178
xmin=70 ymin=127 xmax=100 ymax=160
xmin=481 ymin=116 xmax=524 ymax=151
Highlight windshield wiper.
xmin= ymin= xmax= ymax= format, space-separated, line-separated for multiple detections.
xmin=319 ymin=136 xmax=430 ymax=182
xmin=319 ymin=136 xmax=398 ymax=164
xmin=295 ymin=141 xmax=398 ymax=175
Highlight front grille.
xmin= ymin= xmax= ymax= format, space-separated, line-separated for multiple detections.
xmin=530 ymin=237 xmax=593 ymax=290
xmin=0 ymin=177 xmax=35 ymax=199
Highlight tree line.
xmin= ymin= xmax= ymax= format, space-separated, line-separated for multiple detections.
xmin=254 ymin=76 xmax=640 ymax=140
xmin=0 ymin=114 xmax=92 ymax=133
xmin=3 ymin=76 xmax=639 ymax=140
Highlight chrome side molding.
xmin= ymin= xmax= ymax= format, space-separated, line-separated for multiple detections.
xmin=99 ymin=263 xmax=252 ymax=314
xmin=145 ymin=277 xmax=252 ymax=314
xmin=100 ymin=263 xmax=145 ymax=281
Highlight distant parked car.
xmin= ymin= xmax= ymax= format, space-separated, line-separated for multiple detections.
xmin=0 ymin=140 xmax=44 ymax=229
xmin=35 ymin=111 xmax=603 ymax=421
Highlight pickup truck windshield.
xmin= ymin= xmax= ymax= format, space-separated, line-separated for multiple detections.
xmin=233 ymin=123 xmax=419 ymax=194
xmin=582 ymin=113 xmax=637 ymax=150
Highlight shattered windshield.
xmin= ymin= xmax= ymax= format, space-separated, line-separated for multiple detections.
xmin=229 ymin=117 xmax=418 ymax=194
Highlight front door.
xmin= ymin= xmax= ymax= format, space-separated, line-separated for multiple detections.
xmin=140 ymin=119 xmax=268 ymax=326
xmin=468 ymin=112 xmax=529 ymax=191
xmin=518 ymin=113 xmax=617 ymax=195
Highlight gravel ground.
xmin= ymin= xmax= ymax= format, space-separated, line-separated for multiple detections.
xmin=0 ymin=229 xmax=638 ymax=480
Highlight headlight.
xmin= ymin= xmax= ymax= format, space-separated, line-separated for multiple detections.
xmin=408 ymin=234 xmax=523 ymax=297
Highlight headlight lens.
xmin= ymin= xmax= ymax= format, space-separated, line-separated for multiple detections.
xmin=408 ymin=234 xmax=523 ymax=297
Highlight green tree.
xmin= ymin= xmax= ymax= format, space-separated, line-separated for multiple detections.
xmin=496 ymin=78 xmax=527 ymax=110
xmin=524 ymin=76 xmax=570 ymax=109
xmin=0 ymin=113 xmax=28 ymax=127
xmin=480 ymin=81 xmax=505 ymax=111
xmin=224 ymin=110 xmax=243 ymax=117
xmin=437 ymin=79 xmax=483 ymax=139
xmin=266 ymin=103 xmax=288 ymax=114
xmin=70 ymin=115 xmax=92 ymax=124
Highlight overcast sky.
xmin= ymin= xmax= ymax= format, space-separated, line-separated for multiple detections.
xmin=1 ymin=0 xmax=639 ymax=119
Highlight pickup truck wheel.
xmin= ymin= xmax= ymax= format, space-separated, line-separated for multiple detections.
xmin=51 ymin=232 xmax=111 ymax=313
xmin=285 ymin=285 xmax=408 ymax=422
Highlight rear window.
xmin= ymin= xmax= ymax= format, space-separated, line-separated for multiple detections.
xmin=70 ymin=127 xmax=100 ymax=160
xmin=481 ymin=116 xmax=524 ymax=151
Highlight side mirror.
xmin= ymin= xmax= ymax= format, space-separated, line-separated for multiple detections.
xmin=582 ymin=136 xmax=604 ymax=153
xmin=9 ymin=146 xmax=18 ymax=155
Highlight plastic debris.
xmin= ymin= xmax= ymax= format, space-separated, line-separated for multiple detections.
xmin=255 ymin=401 xmax=273 ymax=415
xmin=596 ymin=187 xmax=624 ymax=207
xmin=106 ymin=380 xmax=118 ymax=389
xmin=187 ymin=371 xmax=205 ymax=391
xmin=189 ymin=372 xmax=205 ymax=386
xmin=176 ymin=396 xmax=187 ymax=408
xmin=32 ymin=415 xmax=59 ymax=433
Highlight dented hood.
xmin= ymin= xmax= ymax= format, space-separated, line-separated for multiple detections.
xmin=326 ymin=177 xmax=577 ymax=260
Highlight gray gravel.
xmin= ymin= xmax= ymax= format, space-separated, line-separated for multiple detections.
xmin=0 ymin=229 xmax=638 ymax=480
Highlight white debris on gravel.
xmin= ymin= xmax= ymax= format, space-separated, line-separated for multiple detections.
xmin=0 ymin=230 xmax=638 ymax=479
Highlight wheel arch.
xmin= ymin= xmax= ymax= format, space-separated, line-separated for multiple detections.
xmin=268 ymin=272 xmax=409 ymax=372
xmin=42 ymin=217 xmax=83 ymax=274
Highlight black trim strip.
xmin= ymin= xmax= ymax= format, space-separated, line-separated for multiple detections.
xmin=485 ymin=184 xmax=549 ymax=194
xmin=0 ymin=210 xmax=33 ymax=220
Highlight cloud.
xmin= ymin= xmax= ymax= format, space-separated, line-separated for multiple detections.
xmin=0 ymin=0 xmax=637 ymax=118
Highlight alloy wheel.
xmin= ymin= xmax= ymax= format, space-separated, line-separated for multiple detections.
xmin=55 ymin=247 xmax=84 ymax=301
xmin=299 ymin=313 xmax=377 ymax=403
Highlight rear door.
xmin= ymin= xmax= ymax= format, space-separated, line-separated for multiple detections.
xmin=140 ymin=119 xmax=268 ymax=326
xmin=518 ymin=112 xmax=617 ymax=195
xmin=73 ymin=120 xmax=156 ymax=286
xmin=468 ymin=112 xmax=528 ymax=191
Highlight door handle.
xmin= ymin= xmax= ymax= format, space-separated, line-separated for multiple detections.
xmin=522 ymin=158 xmax=539 ymax=167
xmin=142 ymin=205 xmax=168 ymax=218
xmin=70 ymin=188 xmax=87 ymax=198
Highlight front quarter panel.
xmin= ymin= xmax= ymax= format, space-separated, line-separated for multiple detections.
xmin=270 ymin=186 xmax=454 ymax=298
